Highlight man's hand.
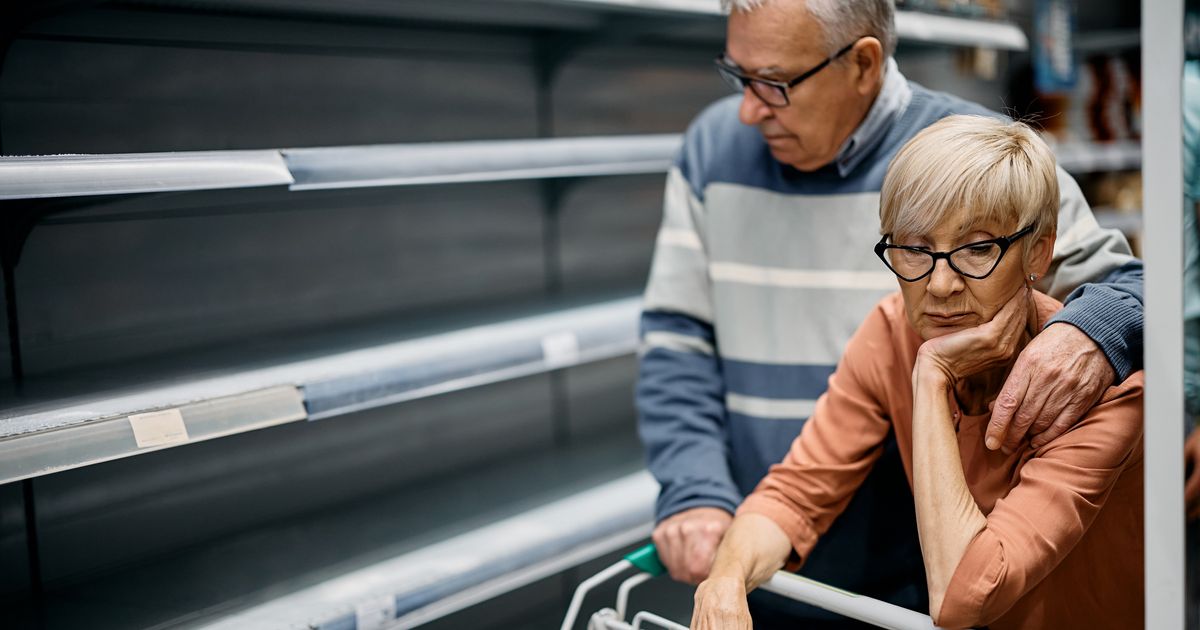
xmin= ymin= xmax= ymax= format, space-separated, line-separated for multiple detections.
xmin=652 ymin=507 xmax=733 ymax=584
xmin=986 ymin=322 xmax=1114 ymax=453
xmin=691 ymin=575 xmax=752 ymax=630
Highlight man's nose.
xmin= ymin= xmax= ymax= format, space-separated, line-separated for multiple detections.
xmin=926 ymin=258 xmax=964 ymax=298
xmin=738 ymin=87 xmax=772 ymax=125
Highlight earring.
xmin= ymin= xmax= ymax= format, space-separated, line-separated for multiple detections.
xmin=1028 ymin=273 xmax=1038 ymax=282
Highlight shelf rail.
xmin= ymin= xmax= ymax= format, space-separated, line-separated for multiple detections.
xmin=0 ymin=135 xmax=681 ymax=200
xmin=0 ymin=297 xmax=641 ymax=484
xmin=0 ymin=151 xmax=293 ymax=200
xmin=283 ymin=134 xmax=680 ymax=191
xmin=194 ymin=470 xmax=659 ymax=630
xmin=0 ymin=134 xmax=1129 ymax=201
xmin=516 ymin=0 xmax=1029 ymax=50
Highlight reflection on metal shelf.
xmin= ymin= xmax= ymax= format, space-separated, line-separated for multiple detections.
xmin=1053 ymin=140 xmax=1142 ymax=174
xmin=894 ymin=11 xmax=1027 ymax=50
xmin=524 ymin=0 xmax=721 ymax=14
xmin=284 ymin=135 xmax=682 ymax=191
xmin=8 ymin=126 xmax=1116 ymax=204
xmin=0 ymin=136 xmax=681 ymax=202
xmin=302 ymin=297 xmax=641 ymax=419
xmin=0 ymin=151 xmax=293 ymax=200
xmin=0 ymin=296 xmax=642 ymax=482
xmin=518 ymin=0 xmax=1030 ymax=51
xmin=0 ymin=386 xmax=306 ymax=485
xmin=196 ymin=470 xmax=658 ymax=630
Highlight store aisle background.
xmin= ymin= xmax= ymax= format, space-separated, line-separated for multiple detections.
xmin=0 ymin=1 xmax=1140 ymax=628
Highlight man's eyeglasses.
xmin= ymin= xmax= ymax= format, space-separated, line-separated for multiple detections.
xmin=874 ymin=224 xmax=1037 ymax=282
xmin=714 ymin=40 xmax=858 ymax=108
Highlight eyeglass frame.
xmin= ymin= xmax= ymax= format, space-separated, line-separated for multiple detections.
xmin=713 ymin=39 xmax=860 ymax=108
xmin=873 ymin=223 xmax=1038 ymax=282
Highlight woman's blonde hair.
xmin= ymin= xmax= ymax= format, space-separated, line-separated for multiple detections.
xmin=879 ymin=115 xmax=1059 ymax=252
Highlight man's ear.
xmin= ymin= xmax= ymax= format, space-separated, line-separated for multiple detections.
xmin=852 ymin=37 xmax=884 ymax=96
xmin=1027 ymin=234 xmax=1056 ymax=279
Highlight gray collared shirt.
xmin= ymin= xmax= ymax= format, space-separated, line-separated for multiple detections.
xmin=834 ymin=57 xmax=913 ymax=177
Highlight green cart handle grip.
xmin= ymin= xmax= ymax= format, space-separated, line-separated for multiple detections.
xmin=624 ymin=543 xmax=667 ymax=577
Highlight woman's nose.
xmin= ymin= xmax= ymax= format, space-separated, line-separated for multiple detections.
xmin=738 ymin=87 xmax=772 ymax=125
xmin=926 ymin=259 xmax=964 ymax=297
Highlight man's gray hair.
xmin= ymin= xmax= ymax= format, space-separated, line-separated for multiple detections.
xmin=720 ymin=0 xmax=897 ymax=59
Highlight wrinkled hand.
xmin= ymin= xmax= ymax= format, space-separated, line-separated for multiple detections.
xmin=916 ymin=286 xmax=1031 ymax=385
xmin=652 ymin=507 xmax=733 ymax=584
xmin=691 ymin=575 xmax=752 ymax=630
xmin=986 ymin=322 xmax=1114 ymax=452
xmin=1187 ymin=428 xmax=1200 ymax=521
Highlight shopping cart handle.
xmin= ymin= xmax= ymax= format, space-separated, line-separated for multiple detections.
xmin=623 ymin=544 xmax=667 ymax=577
xmin=618 ymin=543 xmax=940 ymax=630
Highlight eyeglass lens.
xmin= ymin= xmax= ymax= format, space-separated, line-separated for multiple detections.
xmin=715 ymin=65 xmax=787 ymax=107
xmin=886 ymin=243 xmax=1003 ymax=279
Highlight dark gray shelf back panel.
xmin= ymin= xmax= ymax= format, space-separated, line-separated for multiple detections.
xmin=3 ymin=14 xmax=539 ymax=155
xmin=16 ymin=183 xmax=548 ymax=377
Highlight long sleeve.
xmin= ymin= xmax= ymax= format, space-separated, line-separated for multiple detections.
xmin=638 ymin=164 xmax=739 ymax=521
xmin=1049 ymin=261 xmax=1143 ymax=379
xmin=1042 ymin=167 xmax=1144 ymax=379
xmin=935 ymin=375 xmax=1144 ymax=628
xmin=736 ymin=304 xmax=895 ymax=568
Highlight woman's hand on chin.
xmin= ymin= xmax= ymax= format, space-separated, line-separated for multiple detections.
xmin=691 ymin=575 xmax=752 ymax=630
xmin=915 ymin=285 xmax=1032 ymax=384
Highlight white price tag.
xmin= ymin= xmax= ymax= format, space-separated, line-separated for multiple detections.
xmin=128 ymin=409 xmax=189 ymax=448
xmin=541 ymin=331 xmax=580 ymax=369
xmin=355 ymin=595 xmax=396 ymax=630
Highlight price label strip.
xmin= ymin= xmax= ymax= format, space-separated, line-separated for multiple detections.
xmin=128 ymin=409 xmax=190 ymax=449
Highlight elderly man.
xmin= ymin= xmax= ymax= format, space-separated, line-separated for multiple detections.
xmin=636 ymin=0 xmax=1142 ymax=626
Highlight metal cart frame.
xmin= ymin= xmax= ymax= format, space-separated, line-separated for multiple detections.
xmin=561 ymin=544 xmax=940 ymax=630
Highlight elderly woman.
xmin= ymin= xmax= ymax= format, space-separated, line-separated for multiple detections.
xmin=691 ymin=115 xmax=1143 ymax=630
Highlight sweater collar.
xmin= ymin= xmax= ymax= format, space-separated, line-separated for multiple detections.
xmin=834 ymin=58 xmax=912 ymax=177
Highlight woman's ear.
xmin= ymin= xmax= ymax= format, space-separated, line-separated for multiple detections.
xmin=1026 ymin=234 xmax=1055 ymax=280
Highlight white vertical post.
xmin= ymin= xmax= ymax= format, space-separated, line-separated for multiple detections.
xmin=1144 ymin=0 xmax=1185 ymax=628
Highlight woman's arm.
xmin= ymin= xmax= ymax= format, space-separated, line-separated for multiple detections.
xmin=913 ymin=289 xmax=1143 ymax=627
xmin=691 ymin=513 xmax=792 ymax=630
xmin=910 ymin=358 xmax=987 ymax=618
xmin=692 ymin=300 xmax=902 ymax=628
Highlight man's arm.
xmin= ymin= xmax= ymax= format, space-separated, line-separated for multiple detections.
xmin=639 ymin=165 xmax=739 ymax=584
xmin=1038 ymin=166 xmax=1138 ymax=302
xmin=987 ymin=167 xmax=1143 ymax=451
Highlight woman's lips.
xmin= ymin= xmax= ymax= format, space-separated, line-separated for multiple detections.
xmin=926 ymin=312 xmax=972 ymax=325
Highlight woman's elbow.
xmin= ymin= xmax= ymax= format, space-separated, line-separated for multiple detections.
xmin=932 ymin=594 xmax=986 ymax=629
xmin=930 ymin=562 xmax=1007 ymax=628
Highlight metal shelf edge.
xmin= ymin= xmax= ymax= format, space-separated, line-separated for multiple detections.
xmin=516 ymin=1 xmax=1028 ymax=50
xmin=282 ymin=135 xmax=682 ymax=191
xmin=302 ymin=296 xmax=643 ymax=419
xmin=0 ymin=385 xmax=305 ymax=485
xmin=0 ymin=150 xmax=294 ymax=200
xmin=0 ymin=296 xmax=642 ymax=480
xmin=895 ymin=11 xmax=1028 ymax=51
xmin=194 ymin=470 xmax=658 ymax=630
